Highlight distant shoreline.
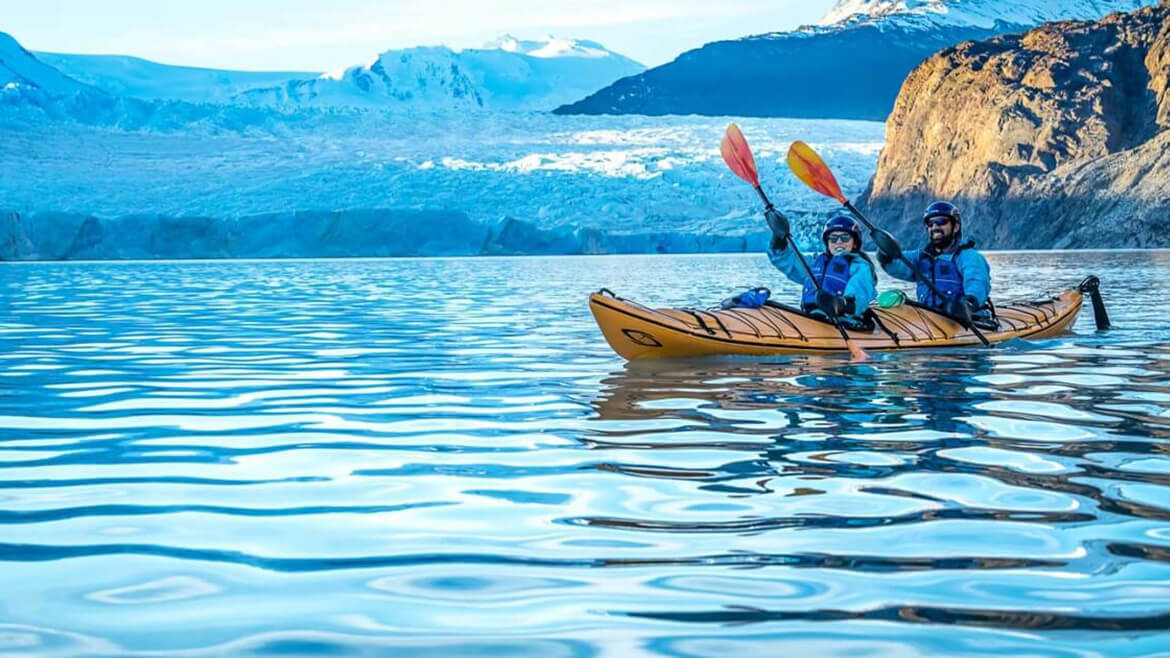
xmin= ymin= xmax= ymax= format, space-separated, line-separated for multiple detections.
xmin=4 ymin=248 xmax=1167 ymax=265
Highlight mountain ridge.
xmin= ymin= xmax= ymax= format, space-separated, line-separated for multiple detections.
xmin=555 ymin=0 xmax=1150 ymax=119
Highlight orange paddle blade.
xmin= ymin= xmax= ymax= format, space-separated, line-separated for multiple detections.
xmin=787 ymin=141 xmax=846 ymax=204
xmin=848 ymin=342 xmax=870 ymax=362
xmin=720 ymin=123 xmax=759 ymax=187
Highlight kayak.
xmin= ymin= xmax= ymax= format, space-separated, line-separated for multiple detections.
xmin=590 ymin=281 xmax=1094 ymax=361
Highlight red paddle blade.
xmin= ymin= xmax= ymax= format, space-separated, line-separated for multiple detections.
xmin=720 ymin=123 xmax=760 ymax=187
xmin=787 ymin=141 xmax=846 ymax=204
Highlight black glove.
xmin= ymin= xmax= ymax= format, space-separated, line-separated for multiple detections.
xmin=946 ymin=295 xmax=978 ymax=319
xmin=872 ymin=228 xmax=903 ymax=266
xmin=816 ymin=291 xmax=854 ymax=317
xmin=764 ymin=208 xmax=790 ymax=244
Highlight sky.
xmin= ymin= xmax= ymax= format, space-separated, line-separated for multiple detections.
xmin=1 ymin=0 xmax=837 ymax=71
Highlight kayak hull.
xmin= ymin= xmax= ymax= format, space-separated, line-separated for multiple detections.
xmin=589 ymin=289 xmax=1084 ymax=361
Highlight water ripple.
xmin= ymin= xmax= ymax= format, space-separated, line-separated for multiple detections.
xmin=1 ymin=253 xmax=1169 ymax=656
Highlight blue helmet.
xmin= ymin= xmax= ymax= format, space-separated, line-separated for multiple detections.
xmin=822 ymin=213 xmax=862 ymax=251
xmin=923 ymin=201 xmax=961 ymax=225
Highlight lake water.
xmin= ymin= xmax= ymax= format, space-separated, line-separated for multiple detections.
xmin=2 ymin=252 xmax=1169 ymax=657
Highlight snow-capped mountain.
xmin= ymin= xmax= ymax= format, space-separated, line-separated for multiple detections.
xmin=462 ymin=36 xmax=644 ymax=110
xmin=0 ymin=31 xmax=104 ymax=99
xmin=556 ymin=0 xmax=1150 ymax=119
xmin=238 ymin=36 xmax=644 ymax=111
xmin=487 ymin=34 xmax=614 ymax=59
xmin=34 ymin=52 xmax=318 ymax=104
xmin=238 ymin=46 xmax=485 ymax=109
xmin=9 ymin=32 xmax=640 ymax=113
xmin=818 ymin=0 xmax=1146 ymax=29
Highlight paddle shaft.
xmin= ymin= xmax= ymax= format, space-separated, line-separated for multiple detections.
xmin=840 ymin=200 xmax=991 ymax=347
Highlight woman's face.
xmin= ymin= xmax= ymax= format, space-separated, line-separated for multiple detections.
xmin=827 ymin=231 xmax=855 ymax=256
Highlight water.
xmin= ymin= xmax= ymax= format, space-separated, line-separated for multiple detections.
xmin=1 ymin=252 xmax=1169 ymax=657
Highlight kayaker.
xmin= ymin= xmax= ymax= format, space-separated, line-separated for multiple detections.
xmin=767 ymin=212 xmax=877 ymax=329
xmin=877 ymin=201 xmax=993 ymax=325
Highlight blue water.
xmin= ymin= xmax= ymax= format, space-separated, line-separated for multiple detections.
xmin=2 ymin=252 xmax=1170 ymax=657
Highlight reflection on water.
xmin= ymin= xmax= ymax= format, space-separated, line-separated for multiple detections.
xmin=1 ymin=253 xmax=1169 ymax=657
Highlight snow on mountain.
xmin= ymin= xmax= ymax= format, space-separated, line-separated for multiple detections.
xmin=238 ymin=46 xmax=486 ymax=110
xmin=556 ymin=0 xmax=1152 ymax=119
xmin=34 ymin=52 xmax=318 ymax=104
xmin=0 ymin=31 xmax=104 ymax=99
xmin=238 ymin=36 xmax=644 ymax=112
xmin=487 ymin=34 xmax=614 ymax=59
xmin=818 ymin=0 xmax=1149 ymax=30
xmin=4 ymin=29 xmax=642 ymax=115
xmin=458 ymin=37 xmax=644 ymax=111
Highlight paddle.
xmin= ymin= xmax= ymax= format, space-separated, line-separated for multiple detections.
xmin=786 ymin=140 xmax=991 ymax=348
xmin=721 ymin=124 xmax=870 ymax=361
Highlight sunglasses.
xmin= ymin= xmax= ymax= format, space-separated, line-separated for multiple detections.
xmin=924 ymin=216 xmax=953 ymax=227
xmin=826 ymin=233 xmax=854 ymax=244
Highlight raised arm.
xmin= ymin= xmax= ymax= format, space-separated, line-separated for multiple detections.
xmin=879 ymin=248 xmax=919 ymax=282
xmin=767 ymin=238 xmax=812 ymax=288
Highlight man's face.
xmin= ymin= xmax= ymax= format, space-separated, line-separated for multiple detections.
xmin=926 ymin=216 xmax=956 ymax=245
xmin=827 ymin=231 xmax=854 ymax=256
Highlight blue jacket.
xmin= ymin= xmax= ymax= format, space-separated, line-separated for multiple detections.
xmin=882 ymin=242 xmax=991 ymax=307
xmin=768 ymin=242 xmax=876 ymax=323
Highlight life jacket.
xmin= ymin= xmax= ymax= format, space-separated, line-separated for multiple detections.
xmin=916 ymin=241 xmax=974 ymax=308
xmin=801 ymin=253 xmax=852 ymax=309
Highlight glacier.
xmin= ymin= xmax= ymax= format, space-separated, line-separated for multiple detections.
xmin=0 ymin=112 xmax=884 ymax=260
xmin=0 ymin=28 xmax=882 ymax=260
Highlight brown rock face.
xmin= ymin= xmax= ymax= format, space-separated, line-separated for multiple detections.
xmin=859 ymin=1 xmax=1170 ymax=249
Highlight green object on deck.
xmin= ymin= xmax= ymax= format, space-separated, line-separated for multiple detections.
xmin=877 ymin=290 xmax=906 ymax=309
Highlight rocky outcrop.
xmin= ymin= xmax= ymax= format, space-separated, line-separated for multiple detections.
xmin=860 ymin=1 xmax=1170 ymax=248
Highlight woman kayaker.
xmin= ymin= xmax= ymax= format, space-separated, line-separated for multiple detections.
xmin=768 ymin=212 xmax=877 ymax=329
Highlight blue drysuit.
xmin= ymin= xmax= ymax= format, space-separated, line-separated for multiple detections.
xmin=768 ymin=241 xmax=877 ymax=326
xmin=881 ymin=240 xmax=991 ymax=310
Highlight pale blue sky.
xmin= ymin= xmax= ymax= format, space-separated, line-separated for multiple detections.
xmin=1 ymin=0 xmax=836 ymax=71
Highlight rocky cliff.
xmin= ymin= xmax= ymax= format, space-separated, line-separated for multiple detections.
xmin=859 ymin=1 xmax=1170 ymax=248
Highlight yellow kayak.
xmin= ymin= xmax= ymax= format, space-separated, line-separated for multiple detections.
xmin=590 ymin=284 xmax=1090 ymax=361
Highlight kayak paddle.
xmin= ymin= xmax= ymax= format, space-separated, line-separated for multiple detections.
xmin=722 ymin=125 xmax=870 ymax=361
xmin=786 ymin=140 xmax=991 ymax=347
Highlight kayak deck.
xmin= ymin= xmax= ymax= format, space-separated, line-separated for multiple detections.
xmin=590 ymin=288 xmax=1084 ymax=360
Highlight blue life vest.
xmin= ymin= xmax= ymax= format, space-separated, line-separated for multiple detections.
xmin=801 ymin=253 xmax=852 ymax=309
xmin=916 ymin=242 xmax=973 ymax=308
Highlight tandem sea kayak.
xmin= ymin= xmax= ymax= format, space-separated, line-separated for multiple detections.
xmin=590 ymin=278 xmax=1106 ymax=361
